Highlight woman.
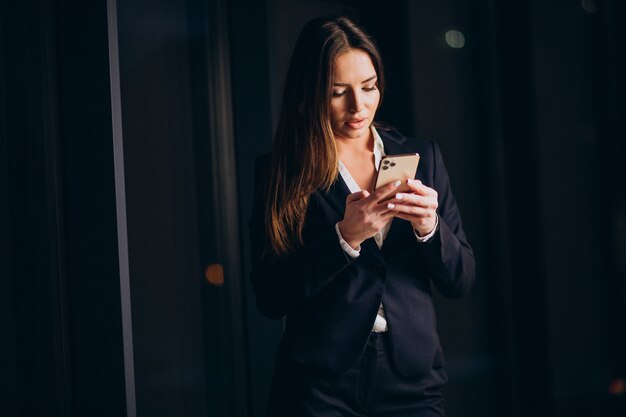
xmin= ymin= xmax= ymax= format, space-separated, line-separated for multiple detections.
xmin=249 ymin=16 xmax=475 ymax=417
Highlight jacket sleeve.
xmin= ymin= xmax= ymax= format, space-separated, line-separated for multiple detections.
xmin=248 ymin=157 xmax=356 ymax=319
xmin=418 ymin=141 xmax=475 ymax=299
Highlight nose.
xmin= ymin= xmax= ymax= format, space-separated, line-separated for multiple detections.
xmin=348 ymin=90 xmax=364 ymax=114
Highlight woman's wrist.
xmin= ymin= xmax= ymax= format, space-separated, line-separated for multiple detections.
xmin=412 ymin=214 xmax=438 ymax=237
xmin=337 ymin=221 xmax=362 ymax=249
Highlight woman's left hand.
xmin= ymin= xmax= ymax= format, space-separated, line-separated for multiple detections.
xmin=388 ymin=179 xmax=438 ymax=236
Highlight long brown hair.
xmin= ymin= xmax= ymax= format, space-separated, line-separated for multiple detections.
xmin=265 ymin=16 xmax=385 ymax=255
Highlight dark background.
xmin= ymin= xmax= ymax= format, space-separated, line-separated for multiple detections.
xmin=2 ymin=0 xmax=624 ymax=416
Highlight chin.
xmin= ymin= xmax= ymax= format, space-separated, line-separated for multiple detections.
xmin=350 ymin=128 xmax=370 ymax=139
xmin=338 ymin=127 xmax=369 ymax=140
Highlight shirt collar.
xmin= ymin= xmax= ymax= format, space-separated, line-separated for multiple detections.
xmin=371 ymin=125 xmax=386 ymax=171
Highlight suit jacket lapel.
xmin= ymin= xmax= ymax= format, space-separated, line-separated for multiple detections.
xmin=378 ymin=129 xmax=408 ymax=155
xmin=318 ymin=174 xmax=350 ymax=220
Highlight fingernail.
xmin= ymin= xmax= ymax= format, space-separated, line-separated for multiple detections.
xmin=393 ymin=180 xmax=401 ymax=187
xmin=396 ymin=193 xmax=403 ymax=200
xmin=407 ymin=179 xmax=413 ymax=184
xmin=387 ymin=203 xmax=395 ymax=209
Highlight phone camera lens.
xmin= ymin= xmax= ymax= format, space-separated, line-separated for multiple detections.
xmin=383 ymin=160 xmax=390 ymax=165
xmin=382 ymin=166 xmax=389 ymax=170
xmin=390 ymin=162 xmax=396 ymax=167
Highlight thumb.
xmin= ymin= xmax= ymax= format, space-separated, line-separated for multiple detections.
xmin=346 ymin=190 xmax=369 ymax=203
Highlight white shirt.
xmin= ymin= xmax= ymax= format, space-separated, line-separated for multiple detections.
xmin=334 ymin=126 xmax=438 ymax=332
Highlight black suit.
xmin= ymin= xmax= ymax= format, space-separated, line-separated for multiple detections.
xmin=249 ymin=128 xmax=475 ymax=384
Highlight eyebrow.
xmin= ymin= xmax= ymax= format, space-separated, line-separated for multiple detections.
xmin=333 ymin=75 xmax=377 ymax=87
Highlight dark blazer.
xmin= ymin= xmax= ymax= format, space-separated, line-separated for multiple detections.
xmin=249 ymin=128 xmax=475 ymax=377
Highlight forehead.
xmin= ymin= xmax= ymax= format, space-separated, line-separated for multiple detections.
xmin=333 ymin=49 xmax=376 ymax=82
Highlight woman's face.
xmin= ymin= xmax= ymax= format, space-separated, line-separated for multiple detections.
xmin=330 ymin=48 xmax=380 ymax=143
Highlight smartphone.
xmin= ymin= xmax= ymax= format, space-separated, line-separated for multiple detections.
xmin=374 ymin=153 xmax=420 ymax=193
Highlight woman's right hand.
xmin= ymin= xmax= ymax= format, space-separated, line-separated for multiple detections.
xmin=337 ymin=180 xmax=402 ymax=249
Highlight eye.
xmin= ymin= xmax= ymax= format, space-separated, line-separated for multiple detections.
xmin=363 ymin=85 xmax=377 ymax=92
xmin=332 ymin=90 xmax=347 ymax=97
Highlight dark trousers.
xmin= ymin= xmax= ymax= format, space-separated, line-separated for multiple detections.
xmin=267 ymin=332 xmax=448 ymax=417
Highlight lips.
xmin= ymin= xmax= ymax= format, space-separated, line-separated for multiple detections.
xmin=345 ymin=118 xmax=367 ymax=129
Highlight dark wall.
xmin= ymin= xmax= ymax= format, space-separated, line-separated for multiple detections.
xmin=526 ymin=1 xmax=625 ymax=415
xmin=2 ymin=0 xmax=243 ymax=416
xmin=116 ymin=0 xmax=207 ymax=414
xmin=114 ymin=0 xmax=247 ymax=415
xmin=1 ymin=0 xmax=126 ymax=416
xmin=56 ymin=1 xmax=128 ymax=415
xmin=227 ymin=0 xmax=280 ymax=415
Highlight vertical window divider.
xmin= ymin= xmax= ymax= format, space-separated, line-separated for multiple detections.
xmin=106 ymin=1 xmax=136 ymax=416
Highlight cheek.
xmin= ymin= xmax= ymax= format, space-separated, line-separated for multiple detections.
xmin=329 ymin=102 xmax=344 ymax=123
xmin=367 ymin=92 xmax=381 ymax=109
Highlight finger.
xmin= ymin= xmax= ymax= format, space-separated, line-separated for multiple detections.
xmin=375 ymin=203 xmax=398 ymax=217
xmin=372 ymin=202 xmax=394 ymax=214
xmin=390 ymin=204 xmax=432 ymax=217
xmin=371 ymin=180 xmax=402 ymax=203
xmin=346 ymin=190 xmax=370 ymax=204
xmin=393 ymin=213 xmax=414 ymax=223
xmin=406 ymin=179 xmax=437 ymax=196
xmin=393 ymin=213 xmax=436 ymax=225
xmin=362 ymin=201 xmax=397 ymax=217
xmin=391 ymin=193 xmax=438 ymax=209
xmin=394 ymin=213 xmax=436 ymax=233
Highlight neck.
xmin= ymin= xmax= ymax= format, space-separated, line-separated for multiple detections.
xmin=335 ymin=130 xmax=374 ymax=159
